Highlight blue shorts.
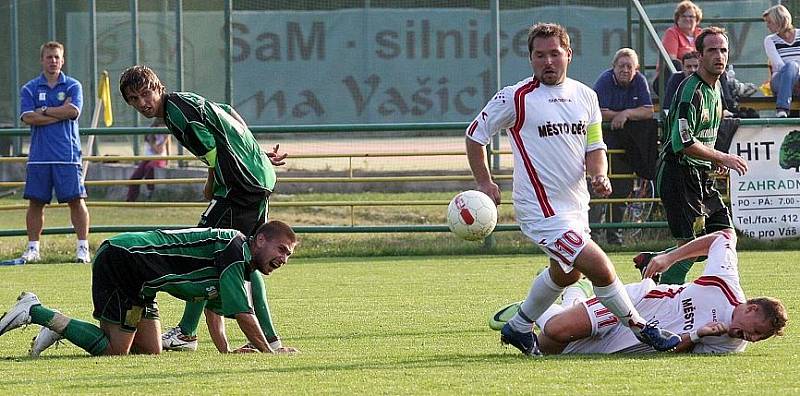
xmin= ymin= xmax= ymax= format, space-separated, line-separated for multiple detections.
xmin=24 ymin=163 xmax=87 ymax=204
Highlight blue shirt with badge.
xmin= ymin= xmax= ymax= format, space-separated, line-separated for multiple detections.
xmin=593 ymin=69 xmax=653 ymax=112
xmin=19 ymin=72 xmax=83 ymax=164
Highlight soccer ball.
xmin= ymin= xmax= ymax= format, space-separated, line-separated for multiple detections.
xmin=447 ymin=190 xmax=498 ymax=241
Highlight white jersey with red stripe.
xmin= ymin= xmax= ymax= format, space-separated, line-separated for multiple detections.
xmin=466 ymin=76 xmax=605 ymax=230
xmin=563 ymin=232 xmax=747 ymax=354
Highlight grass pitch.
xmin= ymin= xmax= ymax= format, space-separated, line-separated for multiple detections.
xmin=0 ymin=250 xmax=798 ymax=394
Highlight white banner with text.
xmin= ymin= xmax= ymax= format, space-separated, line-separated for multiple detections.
xmin=729 ymin=125 xmax=800 ymax=240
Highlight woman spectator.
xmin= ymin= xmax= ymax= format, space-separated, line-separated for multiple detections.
xmin=654 ymin=1 xmax=703 ymax=95
xmin=763 ymin=4 xmax=800 ymax=118
xmin=663 ymin=1 xmax=703 ymax=65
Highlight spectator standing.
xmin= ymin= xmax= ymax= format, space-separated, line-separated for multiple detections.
xmin=126 ymin=118 xmax=170 ymax=202
xmin=762 ymin=4 xmax=800 ymax=118
xmin=591 ymin=48 xmax=654 ymax=246
xmin=18 ymin=41 xmax=90 ymax=264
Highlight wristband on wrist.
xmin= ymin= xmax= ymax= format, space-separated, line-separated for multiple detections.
xmin=689 ymin=330 xmax=702 ymax=343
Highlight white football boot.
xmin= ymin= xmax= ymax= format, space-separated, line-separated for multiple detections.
xmin=161 ymin=326 xmax=198 ymax=351
xmin=76 ymin=245 xmax=91 ymax=264
xmin=0 ymin=292 xmax=40 ymax=336
xmin=30 ymin=326 xmax=63 ymax=357
xmin=20 ymin=247 xmax=41 ymax=263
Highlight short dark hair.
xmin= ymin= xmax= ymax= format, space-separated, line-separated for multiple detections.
xmin=253 ymin=220 xmax=296 ymax=243
xmin=527 ymin=23 xmax=570 ymax=55
xmin=681 ymin=51 xmax=699 ymax=62
xmin=695 ymin=26 xmax=728 ymax=54
xmin=119 ymin=65 xmax=166 ymax=103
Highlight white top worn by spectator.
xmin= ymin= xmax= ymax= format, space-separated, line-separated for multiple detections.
xmin=764 ymin=28 xmax=800 ymax=78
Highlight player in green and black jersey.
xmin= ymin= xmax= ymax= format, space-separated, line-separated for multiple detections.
xmin=0 ymin=221 xmax=296 ymax=356
xmin=644 ymin=27 xmax=748 ymax=285
xmin=119 ymin=65 xmax=288 ymax=352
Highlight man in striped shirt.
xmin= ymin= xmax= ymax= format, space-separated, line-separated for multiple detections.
xmin=465 ymin=22 xmax=680 ymax=356
xmin=530 ymin=229 xmax=787 ymax=354
xmin=0 ymin=221 xmax=297 ymax=356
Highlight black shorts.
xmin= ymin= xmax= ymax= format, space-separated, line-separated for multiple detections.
xmin=198 ymin=194 xmax=268 ymax=236
xmin=91 ymin=244 xmax=160 ymax=332
xmin=657 ymin=159 xmax=733 ymax=240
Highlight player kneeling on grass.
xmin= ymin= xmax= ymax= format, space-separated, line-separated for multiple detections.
xmin=0 ymin=221 xmax=299 ymax=356
xmin=492 ymin=229 xmax=787 ymax=354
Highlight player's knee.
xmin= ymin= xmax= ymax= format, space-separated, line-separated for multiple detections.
xmin=542 ymin=318 xmax=575 ymax=344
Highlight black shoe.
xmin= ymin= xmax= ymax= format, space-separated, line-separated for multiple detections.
xmin=500 ymin=323 xmax=542 ymax=356
xmin=633 ymin=252 xmax=659 ymax=283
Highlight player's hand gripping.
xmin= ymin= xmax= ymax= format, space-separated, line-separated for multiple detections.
xmin=698 ymin=321 xmax=728 ymax=337
xmin=477 ymin=180 xmax=501 ymax=206
xmin=267 ymin=144 xmax=288 ymax=166
xmin=590 ymin=174 xmax=612 ymax=197
xmin=642 ymin=253 xmax=674 ymax=280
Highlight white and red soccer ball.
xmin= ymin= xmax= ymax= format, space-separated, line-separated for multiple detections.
xmin=447 ymin=190 xmax=498 ymax=241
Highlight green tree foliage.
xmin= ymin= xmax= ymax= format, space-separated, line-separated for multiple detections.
xmin=779 ymin=130 xmax=800 ymax=172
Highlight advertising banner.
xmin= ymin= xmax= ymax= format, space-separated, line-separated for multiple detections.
xmin=729 ymin=125 xmax=800 ymax=240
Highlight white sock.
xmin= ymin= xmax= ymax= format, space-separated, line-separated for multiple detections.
xmin=534 ymin=304 xmax=565 ymax=334
xmin=561 ymin=285 xmax=588 ymax=307
xmin=509 ymin=270 xmax=564 ymax=332
xmin=27 ymin=241 xmax=40 ymax=251
xmin=77 ymin=240 xmax=89 ymax=249
xmin=592 ymin=278 xmax=646 ymax=329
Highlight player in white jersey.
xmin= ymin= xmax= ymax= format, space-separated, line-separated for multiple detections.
xmin=529 ymin=229 xmax=788 ymax=354
xmin=465 ymin=22 xmax=680 ymax=356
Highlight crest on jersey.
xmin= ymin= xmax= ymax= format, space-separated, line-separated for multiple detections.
xmin=57 ymin=92 xmax=66 ymax=101
xmin=701 ymin=108 xmax=710 ymax=123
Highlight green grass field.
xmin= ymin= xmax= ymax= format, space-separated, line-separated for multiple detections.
xmin=1 ymin=250 xmax=798 ymax=394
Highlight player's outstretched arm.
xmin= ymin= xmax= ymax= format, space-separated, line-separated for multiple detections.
xmin=466 ymin=138 xmax=500 ymax=205
xmin=235 ymin=312 xmax=273 ymax=353
xmin=643 ymin=229 xmax=735 ymax=279
xmin=205 ymin=309 xmax=230 ymax=353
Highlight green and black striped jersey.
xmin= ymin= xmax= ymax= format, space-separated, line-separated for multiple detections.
xmin=662 ymin=73 xmax=723 ymax=170
xmin=97 ymin=228 xmax=254 ymax=317
xmin=163 ymin=92 xmax=276 ymax=205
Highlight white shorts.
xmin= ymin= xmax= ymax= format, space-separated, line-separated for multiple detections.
xmin=562 ymin=280 xmax=656 ymax=354
xmin=519 ymin=217 xmax=591 ymax=274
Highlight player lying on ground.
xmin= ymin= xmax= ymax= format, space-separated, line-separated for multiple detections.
xmin=0 ymin=221 xmax=298 ymax=356
xmin=493 ymin=229 xmax=787 ymax=354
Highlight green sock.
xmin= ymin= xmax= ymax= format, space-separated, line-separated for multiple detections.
xmin=250 ymin=272 xmax=278 ymax=339
xmin=29 ymin=305 xmax=109 ymax=356
xmin=178 ymin=300 xmax=206 ymax=336
xmin=660 ymin=258 xmax=694 ymax=284
xmin=62 ymin=318 xmax=110 ymax=356
xmin=29 ymin=304 xmax=55 ymax=325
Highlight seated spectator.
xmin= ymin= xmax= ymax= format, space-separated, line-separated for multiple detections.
xmin=126 ymin=118 xmax=170 ymax=201
xmin=762 ymin=4 xmax=800 ymax=118
xmin=654 ymin=1 xmax=703 ymax=95
xmin=591 ymin=47 xmax=654 ymax=246
xmin=663 ymin=51 xmax=700 ymax=111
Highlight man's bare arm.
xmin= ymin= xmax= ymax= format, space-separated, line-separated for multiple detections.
xmin=205 ymin=309 xmax=230 ymax=353
xmin=234 ymin=312 xmax=273 ymax=353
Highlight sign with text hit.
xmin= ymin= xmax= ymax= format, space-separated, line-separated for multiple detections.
xmin=729 ymin=125 xmax=800 ymax=240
